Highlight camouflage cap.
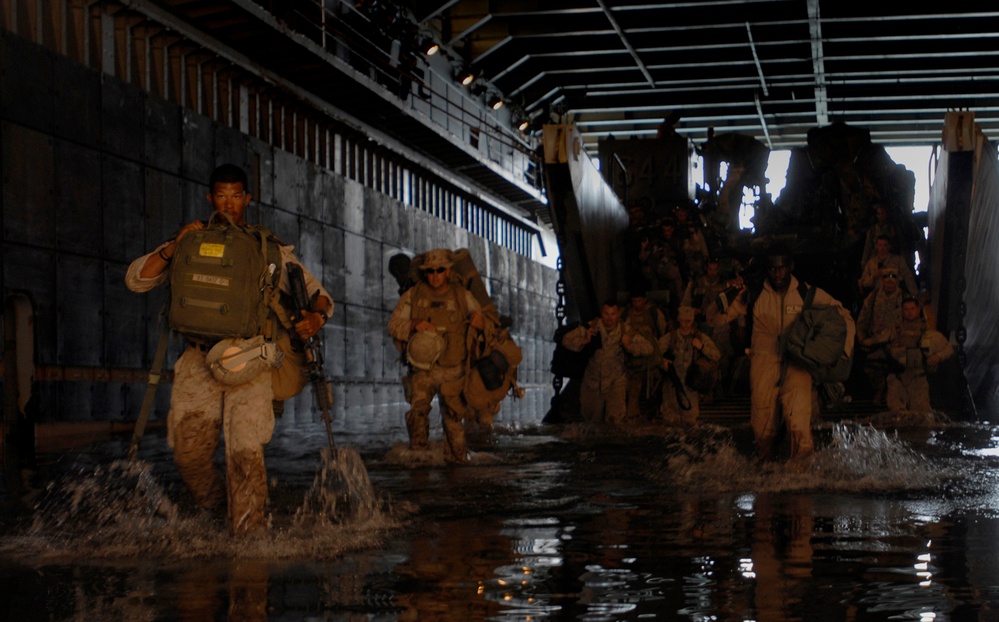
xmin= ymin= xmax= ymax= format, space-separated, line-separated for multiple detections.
xmin=422 ymin=248 xmax=453 ymax=270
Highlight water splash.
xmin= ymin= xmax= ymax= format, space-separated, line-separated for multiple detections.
xmin=654 ymin=422 xmax=948 ymax=494
xmin=27 ymin=459 xmax=178 ymax=541
xmin=0 ymin=451 xmax=400 ymax=562
xmin=808 ymin=422 xmax=942 ymax=488
xmin=294 ymin=446 xmax=381 ymax=525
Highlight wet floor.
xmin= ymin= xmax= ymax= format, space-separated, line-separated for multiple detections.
xmin=2 ymin=404 xmax=999 ymax=621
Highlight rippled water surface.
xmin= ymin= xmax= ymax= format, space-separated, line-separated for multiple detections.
xmin=2 ymin=408 xmax=999 ymax=621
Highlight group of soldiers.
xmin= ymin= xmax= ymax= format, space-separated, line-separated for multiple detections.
xmin=125 ymin=162 xmax=956 ymax=532
xmin=853 ymin=206 xmax=953 ymax=417
xmin=561 ymin=200 xmax=955 ymax=463
xmin=128 ymin=167 xmax=519 ymax=536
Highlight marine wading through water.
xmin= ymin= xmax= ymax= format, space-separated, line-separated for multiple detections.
xmin=388 ymin=248 xmax=525 ymax=448
xmin=129 ymin=209 xmax=375 ymax=524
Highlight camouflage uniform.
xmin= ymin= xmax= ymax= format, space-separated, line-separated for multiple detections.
xmin=860 ymin=218 xmax=900 ymax=267
xmin=659 ymin=322 xmax=721 ymax=426
xmin=388 ymin=271 xmax=481 ymax=462
xmin=886 ymin=317 xmax=953 ymax=416
xmin=562 ymin=319 xmax=653 ymax=424
xmin=680 ymin=226 xmax=710 ymax=282
xmin=622 ymin=303 xmax=670 ymax=421
xmin=859 ymin=252 xmax=917 ymax=295
xmin=126 ymin=242 xmax=330 ymax=535
xmin=682 ymin=272 xmax=732 ymax=395
xmin=650 ymin=227 xmax=685 ymax=312
xmin=856 ymin=286 xmax=904 ymax=402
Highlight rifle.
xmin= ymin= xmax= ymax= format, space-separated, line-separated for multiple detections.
xmin=661 ymin=351 xmax=692 ymax=411
xmin=285 ymin=262 xmax=337 ymax=451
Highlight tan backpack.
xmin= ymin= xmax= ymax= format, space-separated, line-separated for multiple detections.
xmin=465 ymin=326 xmax=524 ymax=412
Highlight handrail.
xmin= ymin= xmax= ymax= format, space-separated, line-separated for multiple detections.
xmin=611 ymin=152 xmax=630 ymax=207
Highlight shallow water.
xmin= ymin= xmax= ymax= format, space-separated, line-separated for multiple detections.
xmin=2 ymin=410 xmax=999 ymax=621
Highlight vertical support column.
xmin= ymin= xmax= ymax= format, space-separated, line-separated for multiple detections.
xmin=3 ymin=293 xmax=36 ymax=499
xmin=99 ymin=1 xmax=114 ymax=75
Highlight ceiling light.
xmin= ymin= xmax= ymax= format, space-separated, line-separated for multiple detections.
xmin=460 ymin=71 xmax=475 ymax=86
xmin=488 ymin=96 xmax=504 ymax=110
xmin=517 ymin=119 xmax=529 ymax=132
xmin=421 ymin=38 xmax=439 ymax=56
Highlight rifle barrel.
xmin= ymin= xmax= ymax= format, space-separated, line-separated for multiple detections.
xmin=285 ymin=261 xmax=337 ymax=452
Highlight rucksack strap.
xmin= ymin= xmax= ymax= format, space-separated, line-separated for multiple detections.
xmin=801 ymin=282 xmax=816 ymax=310
xmin=206 ymin=212 xmax=280 ymax=292
xmin=129 ymin=303 xmax=171 ymax=461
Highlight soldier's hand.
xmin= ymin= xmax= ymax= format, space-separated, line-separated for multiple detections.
xmin=176 ymin=219 xmax=205 ymax=242
xmin=414 ymin=319 xmax=436 ymax=333
xmin=154 ymin=220 xmax=204 ymax=267
xmin=469 ymin=310 xmax=485 ymax=331
xmin=621 ymin=332 xmax=633 ymax=351
xmin=692 ymin=337 xmax=703 ymax=350
xmin=295 ymin=310 xmax=324 ymax=340
xmin=141 ymin=220 xmax=205 ymax=279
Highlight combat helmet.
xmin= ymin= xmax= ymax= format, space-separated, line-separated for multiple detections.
xmin=406 ymin=330 xmax=446 ymax=370
xmin=205 ymin=335 xmax=279 ymax=385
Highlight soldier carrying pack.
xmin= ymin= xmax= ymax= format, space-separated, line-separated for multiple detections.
xmin=168 ymin=212 xmax=283 ymax=343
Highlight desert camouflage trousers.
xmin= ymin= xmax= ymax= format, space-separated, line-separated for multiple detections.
xmin=580 ymin=374 xmax=627 ymax=424
xmin=405 ymin=364 xmax=467 ymax=462
xmin=886 ymin=370 xmax=931 ymax=415
xmin=661 ymin=383 xmax=701 ymax=427
xmin=168 ymin=347 xmax=275 ymax=536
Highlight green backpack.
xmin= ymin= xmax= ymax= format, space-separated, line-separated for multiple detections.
xmin=781 ymin=286 xmax=852 ymax=383
xmin=168 ymin=213 xmax=283 ymax=342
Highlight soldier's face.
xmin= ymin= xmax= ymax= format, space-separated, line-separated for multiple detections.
xmin=881 ymin=272 xmax=899 ymax=292
xmin=425 ymin=266 xmax=450 ymax=290
xmin=875 ymin=239 xmax=890 ymax=257
xmin=766 ymin=263 xmax=791 ymax=290
xmin=208 ymin=182 xmax=251 ymax=225
xmin=902 ymin=301 xmax=920 ymax=321
xmin=600 ymin=304 xmax=621 ymax=328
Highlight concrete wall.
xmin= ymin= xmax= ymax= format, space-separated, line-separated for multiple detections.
xmin=0 ymin=31 xmax=558 ymax=435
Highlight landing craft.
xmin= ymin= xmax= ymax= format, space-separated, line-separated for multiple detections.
xmin=543 ymin=115 xmax=994 ymax=422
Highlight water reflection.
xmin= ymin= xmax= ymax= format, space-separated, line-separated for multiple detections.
xmin=2 ymin=418 xmax=999 ymax=620
xmin=749 ymin=495 xmax=814 ymax=621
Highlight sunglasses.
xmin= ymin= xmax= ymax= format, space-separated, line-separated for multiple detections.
xmin=424 ymin=267 xmax=447 ymax=274
xmin=882 ymin=273 xmax=899 ymax=279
